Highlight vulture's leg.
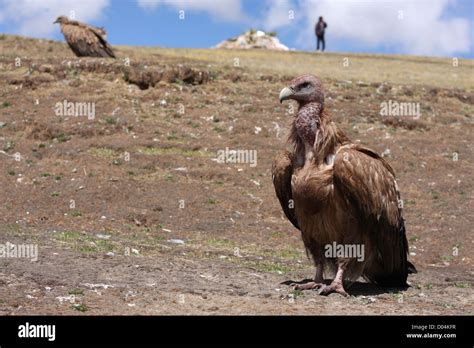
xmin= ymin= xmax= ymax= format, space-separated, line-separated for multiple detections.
xmin=291 ymin=261 xmax=325 ymax=290
xmin=318 ymin=264 xmax=349 ymax=297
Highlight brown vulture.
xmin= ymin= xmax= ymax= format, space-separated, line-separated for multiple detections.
xmin=54 ymin=16 xmax=116 ymax=58
xmin=272 ymin=74 xmax=416 ymax=296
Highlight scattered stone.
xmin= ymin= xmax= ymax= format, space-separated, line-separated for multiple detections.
xmin=167 ymin=239 xmax=185 ymax=245
xmin=131 ymin=248 xmax=140 ymax=255
xmin=381 ymin=148 xmax=391 ymax=157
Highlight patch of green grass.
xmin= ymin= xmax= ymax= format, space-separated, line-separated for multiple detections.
xmin=54 ymin=231 xmax=116 ymax=254
xmin=72 ymin=303 xmax=88 ymax=312
xmin=138 ymin=146 xmax=210 ymax=157
xmin=409 ymin=235 xmax=419 ymax=242
xmin=207 ymin=237 xmax=236 ymax=248
xmin=68 ymin=288 xmax=84 ymax=295
xmin=55 ymin=231 xmax=83 ymax=241
xmin=153 ymin=235 xmax=165 ymax=242
xmin=78 ymin=240 xmax=115 ymax=253
xmin=3 ymin=141 xmax=14 ymax=151
xmin=188 ymin=121 xmax=200 ymax=128
xmin=51 ymin=191 xmax=60 ymax=197
xmin=241 ymin=259 xmax=295 ymax=274
xmin=292 ymin=288 xmax=303 ymax=298
xmin=213 ymin=126 xmax=225 ymax=133
xmin=430 ymin=190 xmax=440 ymax=200
xmin=425 ymin=283 xmax=433 ymax=289
xmin=270 ymin=231 xmax=286 ymax=239
xmin=6 ymin=223 xmax=22 ymax=236
xmin=454 ymin=282 xmax=469 ymax=288
xmin=392 ymin=292 xmax=404 ymax=301
xmin=88 ymin=147 xmax=117 ymax=159
xmin=441 ymin=255 xmax=453 ymax=262
xmin=2 ymin=101 xmax=12 ymax=108
xmin=41 ymin=172 xmax=51 ymax=177
xmin=8 ymin=170 xmax=15 ymax=176
xmin=56 ymin=133 xmax=70 ymax=143
xmin=206 ymin=198 xmax=217 ymax=204
xmin=266 ymin=248 xmax=303 ymax=260
xmin=167 ymin=132 xmax=178 ymax=141
xmin=105 ymin=117 xmax=116 ymax=125
xmin=70 ymin=211 xmax=82 ymax=217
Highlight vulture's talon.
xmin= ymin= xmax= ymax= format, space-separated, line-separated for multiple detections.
xmin=291 ymin=282 xmax=324 ymax=291
xmin=317 ymin=284 xmax=349 ymax=297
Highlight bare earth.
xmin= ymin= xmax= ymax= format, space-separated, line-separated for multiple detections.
xmin=0 ymin=35 xmax=473 ymax=315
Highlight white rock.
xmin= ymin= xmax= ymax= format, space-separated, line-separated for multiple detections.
xmin=167 ymin=239 xmax=185 ymax=245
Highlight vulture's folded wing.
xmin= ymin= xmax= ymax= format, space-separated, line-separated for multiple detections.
xmin=62 ymin=23 xmax=116 ymax=58
xmin=333 ymin=144 xmax=413 ymax=286
xmin=272 ymin=151 xmax=299 ymax=229
xmin=85 ymin=25 xmax=116 ymax=58
xmin=91 ymin=26 xmax=108 ymax=39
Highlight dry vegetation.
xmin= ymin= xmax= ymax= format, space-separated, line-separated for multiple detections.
xmin=0 ymin=34 xmax=473 ymax=314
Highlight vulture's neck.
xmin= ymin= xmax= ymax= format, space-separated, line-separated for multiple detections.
xmin=290 ymin=103 xmax=349 ymax=167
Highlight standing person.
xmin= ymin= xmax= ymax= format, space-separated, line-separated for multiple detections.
xmin=315 ymin=16 xmax=327 ymax=52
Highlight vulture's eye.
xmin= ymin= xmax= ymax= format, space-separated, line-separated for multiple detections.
xmin=299 ymin=82 xmax=311 ymax=90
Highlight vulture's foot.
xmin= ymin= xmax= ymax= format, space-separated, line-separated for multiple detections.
xmin=291 ymin=282 xmax=325 ymax=291
xmin=317 ymin=282 xmax=349 ymax=297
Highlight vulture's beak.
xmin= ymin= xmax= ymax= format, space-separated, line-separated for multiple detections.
xmin=53 ymin=20 xmax=58 ymax=24
xmin=279 ymin=87 xmax=295 ymax=103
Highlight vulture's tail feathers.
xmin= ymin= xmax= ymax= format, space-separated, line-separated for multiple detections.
xmin=407 ymin=261 xmax=417 ymax=274
xmin=372 ymin=219 xmax=414 ymax=287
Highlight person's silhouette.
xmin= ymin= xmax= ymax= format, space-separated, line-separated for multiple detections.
xmin=315 ymin=16 xmax=327 ymax=52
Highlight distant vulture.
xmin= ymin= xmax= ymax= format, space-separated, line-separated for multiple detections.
xmin=272 ymin=75 xmax=416 ymax=296
xmin=53 ymin=16 xmax=116 ymax=58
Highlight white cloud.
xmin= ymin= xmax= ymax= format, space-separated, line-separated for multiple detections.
xmin=136 ymin=0 xmax=247 ymax=22
xmin=264 ymin=0 xmax=471 ymax=56
xmin=261 ymin=0 xmax=294 ymax=30
xmin=0 ymin=0 xmax=110 ymax=37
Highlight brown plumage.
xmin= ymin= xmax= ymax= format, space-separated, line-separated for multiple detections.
xmin=272 ymin=75 xmax=416 ymax=296
xmin=54 ymin=16 xmax=116 ymax=58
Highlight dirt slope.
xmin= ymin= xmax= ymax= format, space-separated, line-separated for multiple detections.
xmin=0 ymin=34 xmax=473 ymax=314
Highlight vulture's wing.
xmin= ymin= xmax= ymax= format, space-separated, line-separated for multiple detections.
xmin=61 ymin=22 xmax=116 ymax=58
xmin=333 ymin=144 xmax=414 ymax=286
xmin=272 ymin=151 xmax=299 ymax=229
xmin=93 ymin=26 xmax=108 ymax=39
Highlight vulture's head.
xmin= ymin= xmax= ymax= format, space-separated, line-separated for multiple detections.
xmin=53 ymin=16 xmax=69 ymax=24
xmin=279 ymin=74 xmax=324 ymax=107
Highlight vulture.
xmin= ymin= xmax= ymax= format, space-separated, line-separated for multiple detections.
xmin=272 ymin=74 xmax=416 ymax=296
xmin=53 ymin=16 xmax=116 ymax=58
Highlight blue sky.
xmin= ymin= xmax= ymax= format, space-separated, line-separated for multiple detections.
xmin=0 ymin=0 xmax=473 ymax=58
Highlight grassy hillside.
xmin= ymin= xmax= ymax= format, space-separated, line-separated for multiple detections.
xmin=0 ymin=34 xmax=472 ymax=315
